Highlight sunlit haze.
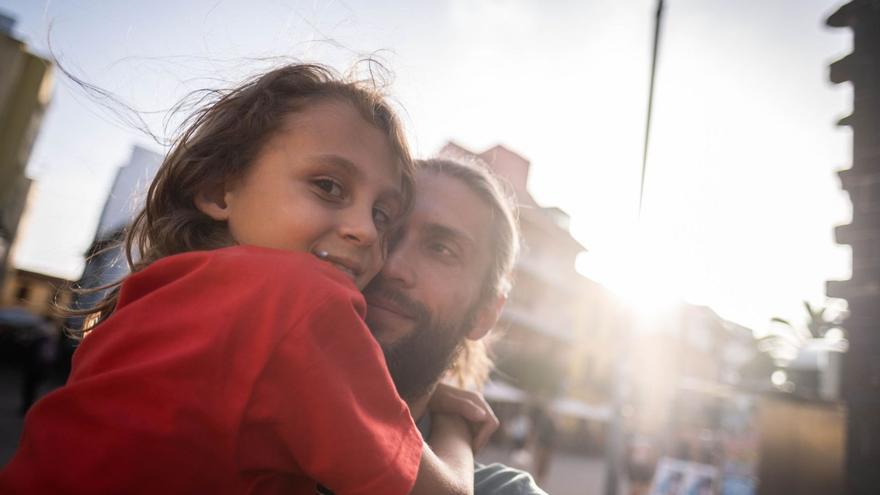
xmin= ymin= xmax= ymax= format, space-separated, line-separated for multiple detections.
xmin=1 ymin=0 xmax=853 ymax=332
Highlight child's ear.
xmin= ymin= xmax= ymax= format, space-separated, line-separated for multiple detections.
xmin=194 ymin=182 xmax=231 ymax=221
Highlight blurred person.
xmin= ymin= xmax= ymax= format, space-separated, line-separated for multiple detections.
xmin=528 ymin=404 xmax=558 ymax=484
xmin=362 ymin=158 xmax=549 ymax=495
xmin=19 ymin=317 xmax=58 ymax=414
xmin=0 ymin=309 xmax=58 ymax=414
xmin=0 ymin=63 xmax=494 ymax=495
xmin=626 ymin=435 xmax=657 ymax=495
xmin=507 ymin=405 xmax=532 ymax=452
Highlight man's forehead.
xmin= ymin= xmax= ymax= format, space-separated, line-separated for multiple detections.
xmin=418 ymin=222 xmax=475 ymax=248
xmin=411 ymin=172 xmax=492 ymax=249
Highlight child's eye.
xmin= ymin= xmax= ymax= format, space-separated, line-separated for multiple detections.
xmin=313 ymin=178 xmax=344 ymax=199
xmin=373 ymin=207 xmax=391 ymax=230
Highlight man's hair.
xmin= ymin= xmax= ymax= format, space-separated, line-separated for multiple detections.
xmin=417 ymin=158 xmax=520 ymax=389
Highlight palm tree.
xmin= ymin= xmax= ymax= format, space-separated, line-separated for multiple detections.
xmin=759 ymin=300 xmax=848 ymax=365
xmin=758 ymin=300 xmax=848 ymax=398
xmin=772 ymin=301 xmax=847 ymax=339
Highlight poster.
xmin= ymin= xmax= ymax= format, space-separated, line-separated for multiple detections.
xmin=649 ymin=457 xmax=718 ymax=495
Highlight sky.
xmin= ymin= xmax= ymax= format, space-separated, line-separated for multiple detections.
xmin=1 ymin=0 xmax=853 ymax=332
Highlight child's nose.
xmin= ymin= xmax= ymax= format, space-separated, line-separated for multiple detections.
xmin=339 ymin=208 xmax=378 ymax=246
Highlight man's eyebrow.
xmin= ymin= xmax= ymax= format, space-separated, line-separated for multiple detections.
xmin=422 ymin=222 xmax=474 ymax=248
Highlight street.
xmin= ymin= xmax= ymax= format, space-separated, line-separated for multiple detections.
xmin=477 ymin=445 xmax=608 ymax=495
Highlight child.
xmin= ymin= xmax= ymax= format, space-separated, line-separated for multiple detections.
xmin=0 ymin=64 xmax=485 ymax=494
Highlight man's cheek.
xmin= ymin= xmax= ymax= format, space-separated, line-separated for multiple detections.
xmin=367 ymin=310 xmax=415 ymax=345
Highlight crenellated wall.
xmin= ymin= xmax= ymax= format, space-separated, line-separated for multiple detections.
xmin=825 ymin=2 xmax=880 ymax=493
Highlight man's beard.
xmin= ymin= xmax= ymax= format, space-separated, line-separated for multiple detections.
xmin=366 ymin=284 xmax=480 ymax=402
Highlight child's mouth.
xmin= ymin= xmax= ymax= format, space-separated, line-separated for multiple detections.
xmin=314 ymin=250 xmax=360 ymax=282
xmin=329 ymin=262 xmax=356 ymax=280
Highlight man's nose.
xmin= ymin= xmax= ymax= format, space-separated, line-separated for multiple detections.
xmin=380 ymin=239 xmax=416 ymax=287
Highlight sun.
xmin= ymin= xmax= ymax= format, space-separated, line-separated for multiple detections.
xmin=576 ymin=226 xmax=684 ymax=318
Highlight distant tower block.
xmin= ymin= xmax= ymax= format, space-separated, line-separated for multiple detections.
xmin=825 ymin=2 xmax=880 ymax=494
xmin=0 ymin=16 xmax=54 ymax=288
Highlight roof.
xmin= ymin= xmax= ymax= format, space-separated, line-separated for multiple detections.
xmin=438 ymin=142 xmax=538 ymax=207
xmin=12 ymin=267 xmax=75 ymax=284
xmin=437 ymin=141 xmax=587 ymax=253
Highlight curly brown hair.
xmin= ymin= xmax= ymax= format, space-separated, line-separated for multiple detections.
xmin=72 ymin=63 xmax=414 ymax=334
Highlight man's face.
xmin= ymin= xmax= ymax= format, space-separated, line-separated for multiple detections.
xmin=363 ymin=171 xmax=496 ymax=400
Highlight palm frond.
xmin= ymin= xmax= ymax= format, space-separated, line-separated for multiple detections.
xmin=770 ymin=317 xmax=792 ymax=326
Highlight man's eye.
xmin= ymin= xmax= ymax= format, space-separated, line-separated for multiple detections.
xmin=429 ymin=242 xmax=456 ymax=258
xmin=314 ymin=178 xmax=344 ymax=198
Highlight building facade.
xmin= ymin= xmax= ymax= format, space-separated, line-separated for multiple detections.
xmin=73 ymin=146 xmax=162 ymax=326
xmin=0 ymin=15 xmax=54 ymax=289
xmin=0 ymin=268 xmax=73 ymax=322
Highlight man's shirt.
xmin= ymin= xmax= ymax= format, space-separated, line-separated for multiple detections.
xmin=417 ymin=414 xmax=549 ymax=495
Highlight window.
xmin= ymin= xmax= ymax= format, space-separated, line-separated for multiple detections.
xmin=16 ymin=283 xmax=30 ymax=302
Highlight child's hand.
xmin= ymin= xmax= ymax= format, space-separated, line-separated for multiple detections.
xmin=428 ymin=383 xmax=499 ymax=452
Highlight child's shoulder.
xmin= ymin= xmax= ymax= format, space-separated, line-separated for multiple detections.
xmin=198 ymin=245 xmax=319 ymax=270
xmin=144 ymin=245 xmax=358 ymax=300
xmin=116 ymin=246 xmax=363 ymax=324
xmin=191 ymin=246 xmax=366 ymax=321
xmin=206 ymin=245 xmax=349 ymax=281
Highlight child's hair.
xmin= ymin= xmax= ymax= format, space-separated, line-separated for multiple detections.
xmin=71 ymin=62 xmax=414 ymax=335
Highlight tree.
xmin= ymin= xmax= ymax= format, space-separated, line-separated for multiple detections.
xmin=758 ymin=300 xmax=849 ymax=398
xmin=759 ymin=300 xmax=848 ymax=366
xmin=772 ymin=300 xmax=847 ymax=339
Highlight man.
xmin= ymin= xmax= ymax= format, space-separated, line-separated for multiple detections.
xmin=364 ymin=157 xmax=548 ymax=495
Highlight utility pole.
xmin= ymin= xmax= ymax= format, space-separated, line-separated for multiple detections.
xmin=638 ymin=0 xmax=664 ymax=218
xmin=603 ymin=1 xmax=664 ymax=494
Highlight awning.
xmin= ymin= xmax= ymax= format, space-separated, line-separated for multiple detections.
xmin=483 ymin=380 xmax=527 ymax=403
xmin=483 ymin=380 xmax=611 ymax=422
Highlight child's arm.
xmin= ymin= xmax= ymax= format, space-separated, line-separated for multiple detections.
xmin=410 ymin=414 xmax=474 ymax=495
xmin=425 ymin=383 xmax=500 ymax=451
xmin=408 ymin=383 xmax=501 ymax=495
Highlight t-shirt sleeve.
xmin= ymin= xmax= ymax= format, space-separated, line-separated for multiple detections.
xmin=474 ymin=463 xmax=549 ymax=495
xmin=238 ymin=278 xmax=423 ymax=495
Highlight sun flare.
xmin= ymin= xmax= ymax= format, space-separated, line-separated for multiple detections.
xmin=576 ymin=226 xmax=684 ymax=318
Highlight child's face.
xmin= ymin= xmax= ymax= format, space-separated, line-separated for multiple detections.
xmin=201 ymin=98 xmax=404 ymax=290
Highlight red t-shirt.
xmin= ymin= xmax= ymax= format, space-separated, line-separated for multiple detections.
xmin=0 ymin=246 xmax=422 ymax=495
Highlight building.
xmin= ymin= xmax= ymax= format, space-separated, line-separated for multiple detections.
xmin=78 ymin=144 xmax=162 ymax=287
xmin=434 ymin=142 xmax=769 ymax=467
xmin=73 ymin=146 xmax=162 ymax=324
xmin=567 ymin=275 xmax=618 ymax=407
xmin=625 ymin=304 xmax=757 ymax=437
xmin=438 ymin=142 xmax=617 ymax=438
xmin=825 ymin=2 xmax=880 ymax=493
xmin=0 ymin=14 xmax=54 ymax=289
xmin=0 ymin=268 xmax=73 ymax=323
